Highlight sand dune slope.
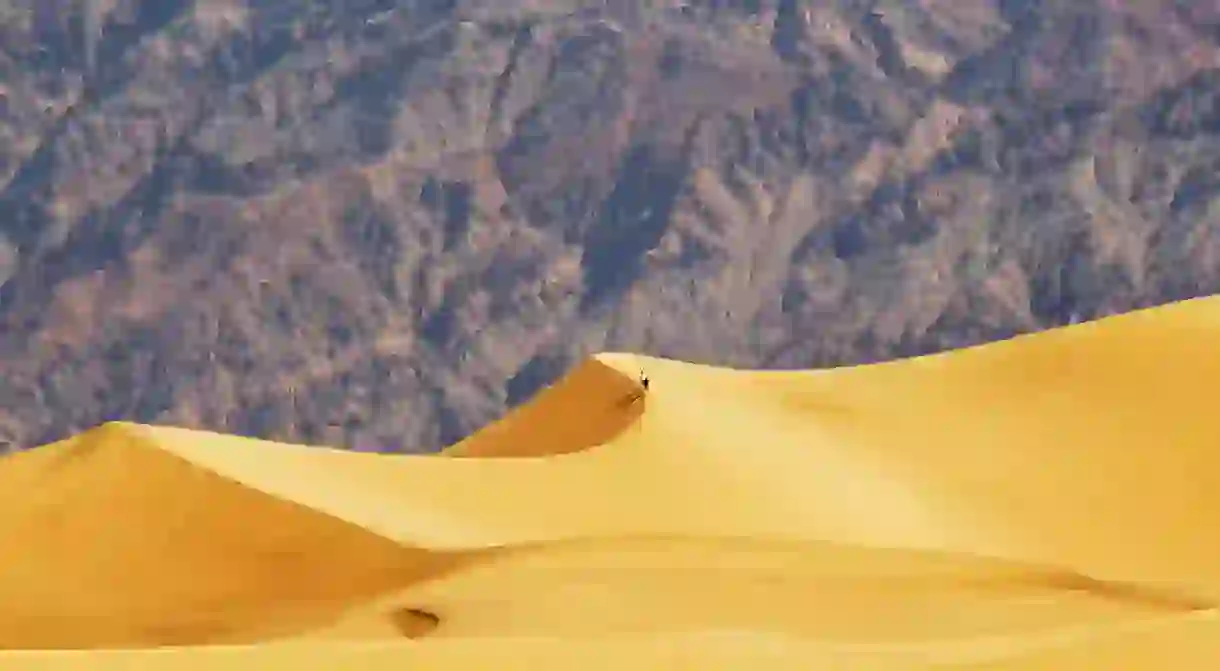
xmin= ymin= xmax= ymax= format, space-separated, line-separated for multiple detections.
xmin=0 ymin=423 xmax=449 ymax=649
xmin=5 ymin=296 xmax=1220 ymax=667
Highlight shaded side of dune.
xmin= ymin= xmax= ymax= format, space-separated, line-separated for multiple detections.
xmin=0 ymin=423 xmax=455 ymax=649
xmin=442 ymin=356 xmax=646 ymax=458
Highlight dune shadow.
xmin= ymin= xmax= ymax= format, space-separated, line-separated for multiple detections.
xmin=445 ymin=357 xmax=649 ymax=458
xmin=1035 ymin=571 xmax=1216 ymax=613
xmin=387 ymin=608 xmax=441 ymax=639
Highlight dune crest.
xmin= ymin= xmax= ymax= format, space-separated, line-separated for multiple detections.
xmin=5 ymin=297 xmax=1220 ymax=667
xmin=443 ymin=355 xmax=647 ymax=458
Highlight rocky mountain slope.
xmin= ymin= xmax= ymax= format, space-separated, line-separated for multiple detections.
xmin=1 ymin=0 xmax=1219 ymax=451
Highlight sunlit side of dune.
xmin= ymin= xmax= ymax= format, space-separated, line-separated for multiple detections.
xmin=5 ymin=296 xmax=1220 ymax=667
xmin=8 ymin=612 xmax=1220 ymax=671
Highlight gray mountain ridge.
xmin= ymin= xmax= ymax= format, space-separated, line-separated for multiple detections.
xmin=0 ymin=0 xmax=1219 ymax=451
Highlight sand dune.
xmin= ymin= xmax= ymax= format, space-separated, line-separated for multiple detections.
xmin=5 ymin=296 xmax=1220 ymax=667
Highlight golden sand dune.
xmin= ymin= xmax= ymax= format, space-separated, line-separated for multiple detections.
xmin=5 ymin=296 xmax=1220 ymax=668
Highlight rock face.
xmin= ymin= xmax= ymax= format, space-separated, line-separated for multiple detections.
xmin=1 ymin=0 xmax=1219 ymax=451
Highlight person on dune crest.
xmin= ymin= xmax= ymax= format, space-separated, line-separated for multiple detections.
xmin=615 ymin=370 xmax=650 ymax=410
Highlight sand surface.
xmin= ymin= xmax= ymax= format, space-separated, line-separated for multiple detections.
xmin=5 ymin=296 xmax=1220 ymax=667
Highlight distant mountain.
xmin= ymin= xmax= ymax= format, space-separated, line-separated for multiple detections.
xmin=2 ymin=0 xmax=1220 ymax=451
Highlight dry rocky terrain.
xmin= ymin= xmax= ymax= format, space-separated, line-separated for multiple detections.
xmin=1 ymin=0 xmax=1220 ymax=451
